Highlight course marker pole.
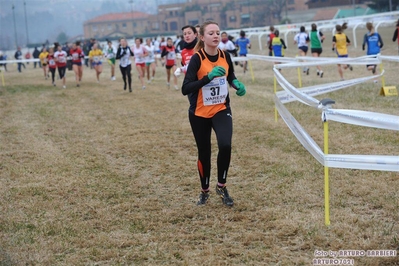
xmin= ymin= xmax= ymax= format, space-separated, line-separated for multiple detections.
xmin=323 ymin=119 xmax=330 ymax=226
xmin=320 ymin=98 xmax=335 ymax=226
xmin=0 ymin=68 xmax=4 ymax=86
xmin=274 ymin=75 xmax=278 ymax=122
xmin=249 ymin=60 xmax=255 ymax=82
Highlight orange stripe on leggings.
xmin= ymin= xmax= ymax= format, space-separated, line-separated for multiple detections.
xmin=197 ymin=160 xmax=204 ymax=178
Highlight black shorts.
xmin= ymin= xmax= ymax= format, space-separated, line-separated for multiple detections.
xmin=298 ymin=46 xmax=308 ymax=53
xmin=311 ymin=48 xmax=322 ymax=55
xmin=165 ymin=65 xmax=175 ymax=70
xmin=72 ymin=62 xmax=82 ymax=66
xmin=58 ymin=66 xmax=66 ymax=79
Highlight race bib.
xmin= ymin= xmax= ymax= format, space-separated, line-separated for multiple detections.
xmin=49 ymin=59 xmax=55 ymax=65
xmin=59 ymin=56 xmax=66 ymax=63
xmin=202 ymin=77 xmax=228 ymax=106
xmin=121 ymin=54 xmax=129 ymax=66
xmin=93 ymin=56 xmax=100 ymax=62
xmin=72 ymin=53 xmax=79 ymax=60
xmin=107 ymin=53 xmax=115 ymax=59
xmin=167 ymin=51 xmax=175 ymax=60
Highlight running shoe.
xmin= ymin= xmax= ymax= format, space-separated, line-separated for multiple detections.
xmin=142 ymin=86 xmax=146 ymax=90
xmin=348 ymin=65 xmax=353 ymax=71
xmin=174 ymin=85 xmax=179 ymax=90
xmin=53 ymin=83 xmax=56 ymax=87
xmin=197 ymin=191 xmax=210 ymax=205
xmin=129 ymin=87 xmax=132 ymax=93
xmin=372 ymin=65 xmax=376 ymax=74
xmin=320 ymin=71 xmax=324 ymax=78
xmin=215 ymin=185 xmax=234 ymax=206
xmin=76 ymin=84 xmax=80 ymax=87
xmin=306 ymin=68 xmax=309 ymax=75
xmin=124 ymin=84 xmax=127 ymax=91
xmin=62 ymin=85 xmax=66 ymax=89
xmin=166 ymin=82 xmax=170 ymax=89
xmin=317 ymin=71 xmax=320 ymax=76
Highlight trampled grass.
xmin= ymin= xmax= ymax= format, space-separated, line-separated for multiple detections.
xmin=0 ymin=27 xmax=398 ymax=265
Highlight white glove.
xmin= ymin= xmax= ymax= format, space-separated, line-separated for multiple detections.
xmin=174 ymin=67 xmax=182 ymax=77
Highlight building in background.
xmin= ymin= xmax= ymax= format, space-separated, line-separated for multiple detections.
xmin=82 ymin=0 xmax=375 ymax=40
xmin=83 ymin=12 xmax=150 ymax=40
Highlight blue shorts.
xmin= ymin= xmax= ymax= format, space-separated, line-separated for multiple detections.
xmin=337 ymin=54 xmax=348 ymax=58
xmin=92 ymin=62 xmax=102 ymax=66
xmin=298 ymin=46 xmax=308 ymax=53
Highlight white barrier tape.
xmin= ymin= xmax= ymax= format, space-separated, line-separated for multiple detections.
xmin=323 ymin=109 xmax=399 ymax=131
xmin=247 ymin=54 xmax=299 ymax=63
xmin=274 ymin=95 xmax=325 ymax=164
xmin=276 ymin=71 xmax=384 ymax=104
xmin=276 ymin=94 xmax=399 ymax=172
xmin=273 ymin=67 xmax=320 ymax=107
xmin=379 ymin=55 xmax=399 ymax=63
xmin=1 ymin=56 xmax=91 ymax=64
xmin=278 ymin=56 xmax=381 ymax=69
xmin=325 ymin=154 xmax=399 ymax=172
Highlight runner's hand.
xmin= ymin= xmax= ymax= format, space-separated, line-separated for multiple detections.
xmin=208 ymin=66 xmax=226 ymax=80
xmin=232 ymin=79 xmax=246 ymax=96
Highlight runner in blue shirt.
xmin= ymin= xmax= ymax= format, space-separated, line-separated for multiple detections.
xmin=362 ymin=22 xmax=383 ymax=76
xmin=235 ymin=30 xmax=251 ymax=73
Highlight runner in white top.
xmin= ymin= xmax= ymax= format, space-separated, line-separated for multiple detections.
xmin=218 ymin=32 xmax=237 ymax=59
xmin=104 ymin=41 xmax=117 ymax=80
xmin=132 ymin=37 xmax=148 ymax=90
xmin=144 ymin=38 xmax=156 ymax=83
xmin=116 ymin=38 xmax=134 ymax=92
xmin=294 ymin=26 xmax=310 ymax=74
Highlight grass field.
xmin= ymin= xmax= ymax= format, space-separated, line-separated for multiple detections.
xmin=0 ymin=27 xmax=398 ymax=265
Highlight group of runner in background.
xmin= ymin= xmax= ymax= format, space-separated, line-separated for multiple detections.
xmin=0 ymin=19 xmax=398 ymax=89
xmin=267 ymin=19 xmax=398 ymax=81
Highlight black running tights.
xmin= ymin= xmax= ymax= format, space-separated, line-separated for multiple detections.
xmin=119 ymin=64 xmax=132 ymax=88
xmin=189 ymin=109 xmax=232 ymax=190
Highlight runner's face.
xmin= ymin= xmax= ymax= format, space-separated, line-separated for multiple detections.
xmin=201 ymin=24 xmax=220 ymax=48
xmin=135 ymin=39 xmax=140 ymax=46
xmin=183 ymin=28 xmax=196 ymax=43
xmin=120 ymin=39 xmax=126 ymax=47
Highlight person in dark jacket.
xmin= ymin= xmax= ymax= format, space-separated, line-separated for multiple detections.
xmin=392 ymin=19 xmax=399 ymax=55
xmin=14 ymin=47 xmax=25 ymax=72
xmin=33 ymin=47 xmax=41 ymax=68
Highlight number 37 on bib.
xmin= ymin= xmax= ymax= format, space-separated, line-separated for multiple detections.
xmin=202 ymin=77 xmax=228 ymax=106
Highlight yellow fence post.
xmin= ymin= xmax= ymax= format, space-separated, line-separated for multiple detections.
xmin=320 ymin=98 xmax=335 ymax=226
xmin=323 ymin=119 xmax=331 ymax=226
xmin=0 ymin=68 xmax=5 ymax=86
xmin=380 ymin=63 xmax=385 ymax=87
xmin=274 ymin=75 xmax=278 ymax=122
xmin=249 ymin=60 xmax=255 ymax=82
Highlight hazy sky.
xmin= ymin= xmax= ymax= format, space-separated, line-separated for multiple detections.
xmin=0 ymin=0 xmax=186 ymax=49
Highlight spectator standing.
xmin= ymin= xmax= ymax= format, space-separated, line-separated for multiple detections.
xmin=14 ymin=47 xmax=25 ymax=72
xmin=33 ymin=47 xmax=41 ymax=68
xmin=392 ymin=19 xmax=399 ymax=55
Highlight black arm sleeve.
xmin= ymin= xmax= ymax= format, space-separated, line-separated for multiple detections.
xmin=115 ymin=47 xmax=125 ymax=59
xmin=281 ymin=39 xmax=287 ymax=49
xmin=226 ymin=49 xmax=237 ymax=55
xmin=224 ymin=52 xmax=237 ymax=85
xmin=161 ymin=48 xmax=168 ymax=58
xmin=181 ymin=54 xmax=210 ymax=95
xmin=392 ymin=29 xmax=398 ymax=42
